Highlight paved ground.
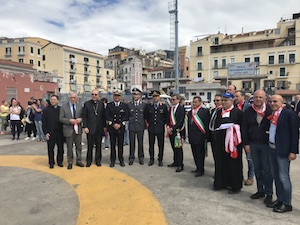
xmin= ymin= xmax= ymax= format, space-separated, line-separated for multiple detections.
xmin=0 ymin=131 xmax=300 ymax=225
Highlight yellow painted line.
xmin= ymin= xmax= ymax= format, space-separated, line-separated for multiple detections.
xmin=0 ymin=155 xmax=167 ymax=225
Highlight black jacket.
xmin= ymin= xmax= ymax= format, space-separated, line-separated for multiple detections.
xmin=42 ymin=105 xmax=63 ymax=136
xmin=145 ymin=102 xmax=168 ymax=134
xmin=105 ymin=102 xmax=129 ymax=133
xmin=82 ymin=100 xmax=106 ymax=134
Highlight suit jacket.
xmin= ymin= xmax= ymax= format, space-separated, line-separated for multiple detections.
xmin=59 ymin=102 xmax=83 ymax=137
xmin=145 ymin=102 xmax=169 ymax=133
xmin=128 ymin=101 xmax=146 ymax=132
xmin=82 ymin=100 xmax=105 ymax=134
xmin=105 ymin=101 xmax=129 ymax=133
xmin=275 ymin=108 xmax=299 ymax=157
xmin=42 ymin=105 xmax=63 ymax=136
xmin=167 ymin=104 xmax=185 ymax=133
xmin=187 ymin=107 xmax=210 ymax=145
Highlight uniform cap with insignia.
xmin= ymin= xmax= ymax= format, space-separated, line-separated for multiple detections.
xmin=132 ymin=87 xmax=142 ymax=94
xmin=152 ymin=90 xmax=160 ymax=96
xmin=113 ymin=90 xmax=122 ymax=96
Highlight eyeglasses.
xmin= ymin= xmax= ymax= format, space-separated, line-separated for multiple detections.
xmin=269 ymin=100 xmax=278 ymax=103
xmin=92 ymin=94 xmax=98 ymax=96
xmin=133 ymin=93 xmax=139 ymax=95
xmin=171 ymin=98 xmax=177 ymax=101
xmin=213 ymin=100 xmax=220 ymax=102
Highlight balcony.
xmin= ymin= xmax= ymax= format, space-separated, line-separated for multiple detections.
xmin=18 ymin=52 xmax=25 ymax=56
xmin=69 ymin=68 xmax=76 ymax=73
xmin=5 ymin=53 xmax=11 ymax=57
xmin=106 ymin=74 xmax=111 ymax=79
xmin=84 ymin=71 xmax=90 ymax=75
xmin=84 ymin=61 xmax=89 ymax=66
xmin=277 ymin=72 xmax=289 ymax=78
xmin=197 ymin=66 xmax=203 ymax=71
xmin=197 ymin=52 xmax=203 ymax=56
xmin=70 ymin=58 xmax=76 ymax=64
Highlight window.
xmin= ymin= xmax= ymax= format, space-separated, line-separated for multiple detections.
xmin=213 ymin=59 xmax=218 ymax=69
xmin=191 ymin=92 xmax=197 ymax=96
xmin=274 ymin=29 xmax=280 ymax=35
xmin=213 ymin=71 xmax=219 ymax=77
xmin=278 ymin=54 xmax=285 ymax=64
xmin=84 ymin=67 xmax=88 ymax=73
xmin=70 ymin=75 xmax=74 ymax=81
xmin=30 ymin=59 xmax=34 ymax=65
xmin=222 ymin=58 xmax=226 ymax=68
xmin=197 ymin=72 xmax=202 ymax=78
xmin=19 ymin=58 xmax=24 ymax=63
xmin=30 ymin=47 xmax=34 ymax=54
xmin=268 ymin=55 xmax=274 ymax=64
xmin=5 ymin=47 xmax=11 ymax=55
xmin=157 ymin=73 xmax=162 ymax=79
xmin=197 ymin=46 xmax=202 ymax=56
xmin=18 ymin=46 xmax=25 ymax=53
xmin=42 ymin=55 xmax=46 ymax=61
xmin=254 ymin=56 xmax=260 ymax=66
xmin=37 ymin=49 xmax=41 ymax=55
xmin=230 ymin=57 xmax=235 ymax=63
xmin=69 ymin=54 xmax=75 ymax=58
xmin=289 ymin=53 xmax=295 ymax=63
xmin=6 ymin=87 xmax=17 ymax=102
xmin=199 ymin=92 xmax=205 ymax=96
xmin=38 ymin=61 xmax=41 ymax=67
xmin=97 ymin=68 xmax=100 ymax=74
xmin=214 ymin=37 xmax=219 ymax=45
xmin=96 ymin=77 xmax=100 ymax=84
xmin=84 ymin=57 xmax=89 ymax=62
xmin=248 ymin=43 xmax=253 ymax=50
xmin=197 ymin=62 xmax=202 ymax=70
xmin=84 ymin=76 xmax=88 ymax=83
xmin=279 ymin=67 xmax=286 ymax=76
xmin=125 ymin=68 xmax=128 ymax=73
xmin=244 ymin=57 xmax=251 ymax=63
xmin=70 ymin=64 xmax=74 ymax=70
xmin=97 ymin=60 xmax=99 ymax=65
xmin=186 ymin=66 xmax=189 ymax=71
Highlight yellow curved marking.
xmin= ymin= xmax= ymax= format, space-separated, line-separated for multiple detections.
xmin=0 ymin=155 xmax=167 ymax=225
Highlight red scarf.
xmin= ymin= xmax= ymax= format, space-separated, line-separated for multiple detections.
xmin=267 ymin=106 xmax=284 ymax=125
xmin=221 ymin=105 xmax=234 ymax=117
xmin=237 ymin=100 xmax=244 ymax=111
xmin=252 ymin=103 xmax=266 ymax=117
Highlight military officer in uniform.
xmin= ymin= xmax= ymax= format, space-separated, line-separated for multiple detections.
xmin=145 ymin=90 xmax=169 ymax=166
xmin=128 ymin=88 xmax=146 ymax=165
xmin=105 ymin=90 xmax=129 ymax=167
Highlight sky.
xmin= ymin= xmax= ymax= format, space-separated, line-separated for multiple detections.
xmin=0 ymin=0 xmax=299 ymax=55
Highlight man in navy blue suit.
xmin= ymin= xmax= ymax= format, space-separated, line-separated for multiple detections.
xmin=267 ymin=94 xmax=299 ymax=213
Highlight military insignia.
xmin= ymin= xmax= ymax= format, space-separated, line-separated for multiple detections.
xmin=160 ymin=109 xmax=164 ymax=113
xmin=108 ymin=121 xmax=112 ymax=125
xmin=122 ymin=121 xmax=126 ymax=125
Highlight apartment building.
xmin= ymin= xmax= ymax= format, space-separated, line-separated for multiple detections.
xmin=0 ymin=37 xmax=49 ymax=70
xmin=41 ymin=42 xmax=105 ymax=93
xmin=190 ymin=13 xmax=300 ymax=101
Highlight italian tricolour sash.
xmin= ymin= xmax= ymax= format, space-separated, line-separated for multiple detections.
xmin=170 ymin=106 xmax=185 ymax=131
xmin=192 ymin=107 xmax=206 ymax=134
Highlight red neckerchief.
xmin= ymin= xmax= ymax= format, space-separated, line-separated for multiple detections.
xmin=268 ymin=106 xmax=284 ymax=125
xmin=221 ymin=105 xmax=234 ymax=116
xmin=237 ymin=100 xmax=244 ymax=111
xmin=252 ymin=103 xmax=266 ymax=117
xmin=216 ymin=105 xmax=223 ymax=110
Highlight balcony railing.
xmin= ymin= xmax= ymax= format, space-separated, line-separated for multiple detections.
xmin=197 ymin=52 xmax=203 ymax=56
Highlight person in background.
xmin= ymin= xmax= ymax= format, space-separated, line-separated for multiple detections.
xmin=227 ymin=84 xmax=237 ymax=95
xmin=0 ymin=100 xmax=10 ymax=134
xmin=24 ymin=101 xmax=36 ymax=141
xmin=32 ymin=99 xmax=45 ymax=142
xmin=179 ymin=97 xmax=187 ymax=143
xmin=42 ymin=95 xmax=64 ymax=168
xmin=267 ymin=94 xmax=299 ymax=213
xmin=9 ymin=98 xmax=21 ymax=140
xmin=101 ymin=97 xmax=110 ymax=150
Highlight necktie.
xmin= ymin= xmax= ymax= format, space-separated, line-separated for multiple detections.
xmin=155 ymin=103 xmax=158 ymax=109
xmin=72 ymin=104 xmax=76 ymax=119
xmin=135 ymin=102 xmax=137 ymax=107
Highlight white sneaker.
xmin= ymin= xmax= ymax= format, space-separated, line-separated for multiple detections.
xmin=31 ymin=137 xmax=36 ymax=141
xmin=25 ymin=137 xmax=30 ymax=140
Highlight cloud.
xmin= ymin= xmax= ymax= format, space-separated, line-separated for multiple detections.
xmin=0 ymin=0 xmax=299 ymax=55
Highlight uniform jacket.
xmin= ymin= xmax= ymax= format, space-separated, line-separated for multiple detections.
xmin=128 ymin=101 xmax=146 ymax=132
xmin=274 ymin=108 xmax=299 ymax=157
xmin=145 ymin=102 xmax=168 ymax=134
xmin=82 ymin=100 xmax=106 ymax=134
xmin=59 ymin=102 xmax=83 ymax=137
xmin=105 ymin=101 xmax=129 ymax=133
xmin=187 ymin=107 xmax=210 ymax=144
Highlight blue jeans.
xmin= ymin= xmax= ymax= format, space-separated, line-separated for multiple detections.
xmin=34 ymin=120 xmax=45 ymax=141
xmin=250 ymin=143 xmax=273 ymax=195
xmin=269 ymin=147 xmax=292 ymax=205
xmin=246 ymin=151 xmax=255 ymax=180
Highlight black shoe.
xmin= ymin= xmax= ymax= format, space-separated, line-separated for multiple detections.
xmin=228 ymin=189 xmax=241 ymax=194
xmin=167 ymin=163 xmax=177 ymax=167
xmin=67 ymin=164 xmax=72 ymax=170
xmin=129 ymin=160 xmax=133 ymax=165
xmin=139 ymin=160 xmax=144 ymax=165
xmin=96 ymin=163 xmax=102 ymax=167
xmin=158 ymin=161 xmax=163 ymax=167
xmin=76 ymin=162 xmax=84 ymax=167
xmin=110 ymin=163 xmax=115 ymax=167
xmin=264 ymin=195 xmax=273 ymax=205
xmin=148 ymin=160 xmax=154 ymax=166
xmin=195 ymin=172 xmax=204 ymax=177
xmin=175 ymin=165 xmax=184 ymax=172
xmin=120 ymin=162 xmax=125 ymax=167
xmin=49 ymin=164 xmax=54 ymax=169
xmin=250 ymin=192 xmax=265 ymax=199
xmin=58 ymin=163 xmax=63 ymax=167
xmin=86 ymin=163 xmax=91 ymax=167
xmin=267 ymin=200 xmax=283 ymax=208
xmin=273 ymin=204 xmax=292 ymax=213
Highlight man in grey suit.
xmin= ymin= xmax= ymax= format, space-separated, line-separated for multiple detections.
xmin=128 ymin=88 xmax=146 ymax=165
xmin=59 ymin=92 xmax=84 ymax=170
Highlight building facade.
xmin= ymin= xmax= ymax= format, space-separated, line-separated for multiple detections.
xmin=190 ymin=13 xmax=300 ymax=100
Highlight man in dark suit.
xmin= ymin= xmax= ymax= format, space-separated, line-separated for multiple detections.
xmin=59 ymin=92 xmax=84 ymax=170
xmin=267 ymin=94 xmax=299 ymax=213
xmin=294 ymin=95 xmax=300 ymax=127
xmin=105 ymin=90 xmax=129 ymax=167
xmin=82 ymin=89 xmax=106 ymax=167
xmin=167 ymin=94 xmax=185 ymax=172
xmin=187 ymin=96 xmax=210 ymax=177
xmin=42 ymin=95 xmax=64 ymax=169
xmin=144 ymin=90 xmax=168 ymax=166
xmin=128 ymin=88 xmax=146 ymax=165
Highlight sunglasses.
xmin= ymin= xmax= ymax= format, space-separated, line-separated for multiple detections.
xmin=171 ymin=98 xmax=177 ymax=101
xmin=92 ymin=94 xmax=98 ymax=96
xmin=213 ymin=100 xmax=220 ymax=102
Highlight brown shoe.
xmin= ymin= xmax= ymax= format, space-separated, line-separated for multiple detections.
xmin=244 ymin=179 xmax=253 ymax=186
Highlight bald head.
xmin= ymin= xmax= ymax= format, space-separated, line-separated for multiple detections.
xmin=269 ymin=94 xmax=284 ymax=111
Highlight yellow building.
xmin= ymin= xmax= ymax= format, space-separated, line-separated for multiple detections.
xmin=0 ymin=37 xmax=49 ymax=70
xmin=190 ymin=13 xmax=300 ymax=101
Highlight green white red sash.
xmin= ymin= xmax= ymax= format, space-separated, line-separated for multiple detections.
xmin=170 ymin=106 xmax=185 ymax=131
xmin=192 ymin=107 xmax=206 ymax=134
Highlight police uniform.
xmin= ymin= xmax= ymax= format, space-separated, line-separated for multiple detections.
xmin=128 ymin=88 xmax=146 ymax=165
xmin=105 ymin=91 xmax=129 ymax=167
xmin=144 ymin=91 xmax=169 ymax=166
